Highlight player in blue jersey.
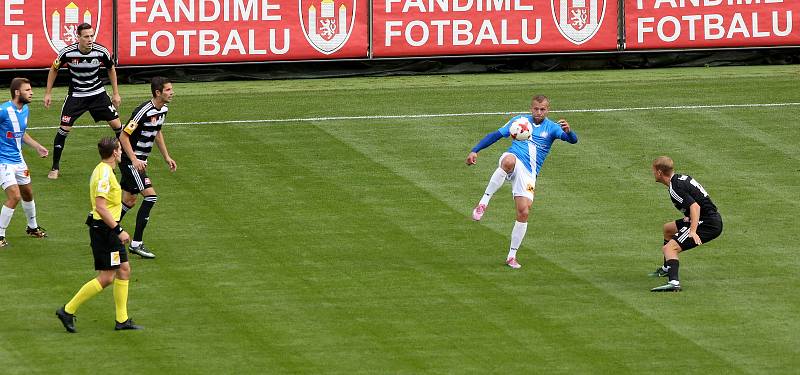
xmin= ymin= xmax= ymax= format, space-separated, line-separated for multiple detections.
xmin=466 ymin=95 xmax=578 ymax=269
xmin=0 ymin=78 xmax=50 ymax=247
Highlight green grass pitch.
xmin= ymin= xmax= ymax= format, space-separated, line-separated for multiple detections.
xmin=0 ymin=65 xmax=798 ymax=374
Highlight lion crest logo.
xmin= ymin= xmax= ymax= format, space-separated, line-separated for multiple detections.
xmin=299 ymin=0 xmax=357 ymax=54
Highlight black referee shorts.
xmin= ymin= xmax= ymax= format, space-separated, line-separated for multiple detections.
xmin=88 ymin=219 xmax=127 ymax=270
xmin=60 ymin=94 xmax=119 ymax=126
xmin=119 ymin=162 xmax=152 ymax=194
xmin=672 ymin=215 xmax=723 ymax=251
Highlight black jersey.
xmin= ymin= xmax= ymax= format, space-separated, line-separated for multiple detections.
xmin=121 ymin=100 xmax=168 ymax=163
xmin=669 ymin=174 xmax=719 ymax=220
xmin=54 ymin=43 xmax=114 ymax=97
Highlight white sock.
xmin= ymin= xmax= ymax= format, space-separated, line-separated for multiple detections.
xmin=669 ymin=280 xmax=680 ymax=286
xmin=131 ymin=240 xmax=142 ymax=248
xmin=0 ymin=205 xmax=15 ymax=237
xmin=479 ymin=168 xmax=508 ymax=206
xmin=21 ymin=200 xmax=37 ymax=229
xmin=508 ymin=221 xmax=528 ymax=259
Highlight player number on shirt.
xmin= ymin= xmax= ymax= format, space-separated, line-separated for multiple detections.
xmin=689 ymin=178 xmax=709 ymax=197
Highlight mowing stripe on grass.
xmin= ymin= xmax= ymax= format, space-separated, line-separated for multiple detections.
xmin=25 ymin=102 xmax=800 ymax=130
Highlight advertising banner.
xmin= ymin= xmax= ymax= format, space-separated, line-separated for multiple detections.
xmin=625 ymin=0 xmax=800 ymax=49
xmin=117 ymin=0 xmax=369 ymax=65
xmin=0 ymin=0 xmax=114 ymax=69
xmin=373 ymin=0 xmax=619 ymax=57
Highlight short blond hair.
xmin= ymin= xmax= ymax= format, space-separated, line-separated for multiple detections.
xmin=652 ymin=156 xmax=674 ymax=174
xmin=532 ymin=95 xmax=549 ymax=105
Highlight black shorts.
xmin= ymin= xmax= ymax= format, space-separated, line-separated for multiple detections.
xmin=119 ymin=162 xmax=152 ymax=194
xmin=60 ymin=94 xmax=119 ymax=126
xmin=672 ymin=215 xmax=723 ymax=251
xmin=89 ymin=220 xmax=128 ymax=270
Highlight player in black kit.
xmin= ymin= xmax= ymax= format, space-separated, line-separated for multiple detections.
xmin=43 ymin=23 xmax=123 ymax=179
xmin=118 ymin=77 xmax=177 ymax=259
xmin=649 ymin=156 xmax=723 ymax=292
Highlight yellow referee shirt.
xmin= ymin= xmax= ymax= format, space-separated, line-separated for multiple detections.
xmin=90 ymin=162 xmax=122 ymax=221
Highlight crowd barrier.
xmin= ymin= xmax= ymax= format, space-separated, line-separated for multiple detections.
xmin=1 ymin=0 xmax=798 ymax=69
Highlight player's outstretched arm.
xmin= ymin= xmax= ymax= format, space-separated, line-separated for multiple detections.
xmin=466 ymin=152 xmax=478 ymax=165
xmin=557 ymin=119 xmax=578 ymax=144
xmin=467 ymin=130 xmax=504 ymax=165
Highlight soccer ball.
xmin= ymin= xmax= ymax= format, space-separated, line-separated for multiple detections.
xmin=509 ymin=117 xmax=532 ymax=141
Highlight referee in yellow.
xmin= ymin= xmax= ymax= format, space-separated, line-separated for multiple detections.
xmin=56 ymin=137 xmax=142 ymax=332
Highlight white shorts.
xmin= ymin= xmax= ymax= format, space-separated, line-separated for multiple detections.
xmin=0 ymin=162 xmax=31 ymax=190
xmin=499 ymin=153 xmax=536 ymax=201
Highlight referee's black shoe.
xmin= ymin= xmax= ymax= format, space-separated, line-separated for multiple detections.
xmin=129 ymin=244 xmax=156 ymax=259
xmin=56 ymin=306 xmax=76 ymax=333
xmin=115 ymin=318 xmax=143 ymax=331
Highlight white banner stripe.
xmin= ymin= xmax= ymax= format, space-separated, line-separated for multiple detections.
xmin=25 ymin=102 xmax=800 ymax=130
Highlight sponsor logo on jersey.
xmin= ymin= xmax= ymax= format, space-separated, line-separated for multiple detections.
xmin=97 ymin=178 xmax=110 ymax=193
xmin=6 ymin=131 xmax=24 ymax=139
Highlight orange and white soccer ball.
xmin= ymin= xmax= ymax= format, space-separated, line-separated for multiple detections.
xmin=509 ymin=117 xmax=532 ymax=141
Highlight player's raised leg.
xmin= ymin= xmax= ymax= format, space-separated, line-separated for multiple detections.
xmin=473 ymin=154 xmax=516 ymax=221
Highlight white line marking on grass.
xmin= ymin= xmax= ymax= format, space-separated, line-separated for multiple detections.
xmin=26 ymin=102 xmax=800 ymax=130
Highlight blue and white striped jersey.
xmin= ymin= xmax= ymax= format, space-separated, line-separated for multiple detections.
xmin=497 ymin=114 xmax=578 ymax=174
xmin=0 ymin=100 xmax=28 ymax=164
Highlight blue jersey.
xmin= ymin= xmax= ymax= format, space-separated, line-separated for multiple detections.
xmin=497 ymin=114 xmax=578 ymax=174
xmin=0 ymin=100 xmax=28 ymax=164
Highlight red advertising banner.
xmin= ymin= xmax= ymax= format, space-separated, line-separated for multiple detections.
xmin=625 ymin=0 xmax=800 ymax=49
xmin=117 ymin=0 xmax=369 ymax=65
xmin=372 ymin=0 xmax=619 ymax=57
xmin=0 ymin=0 xmax=113 ymax=69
